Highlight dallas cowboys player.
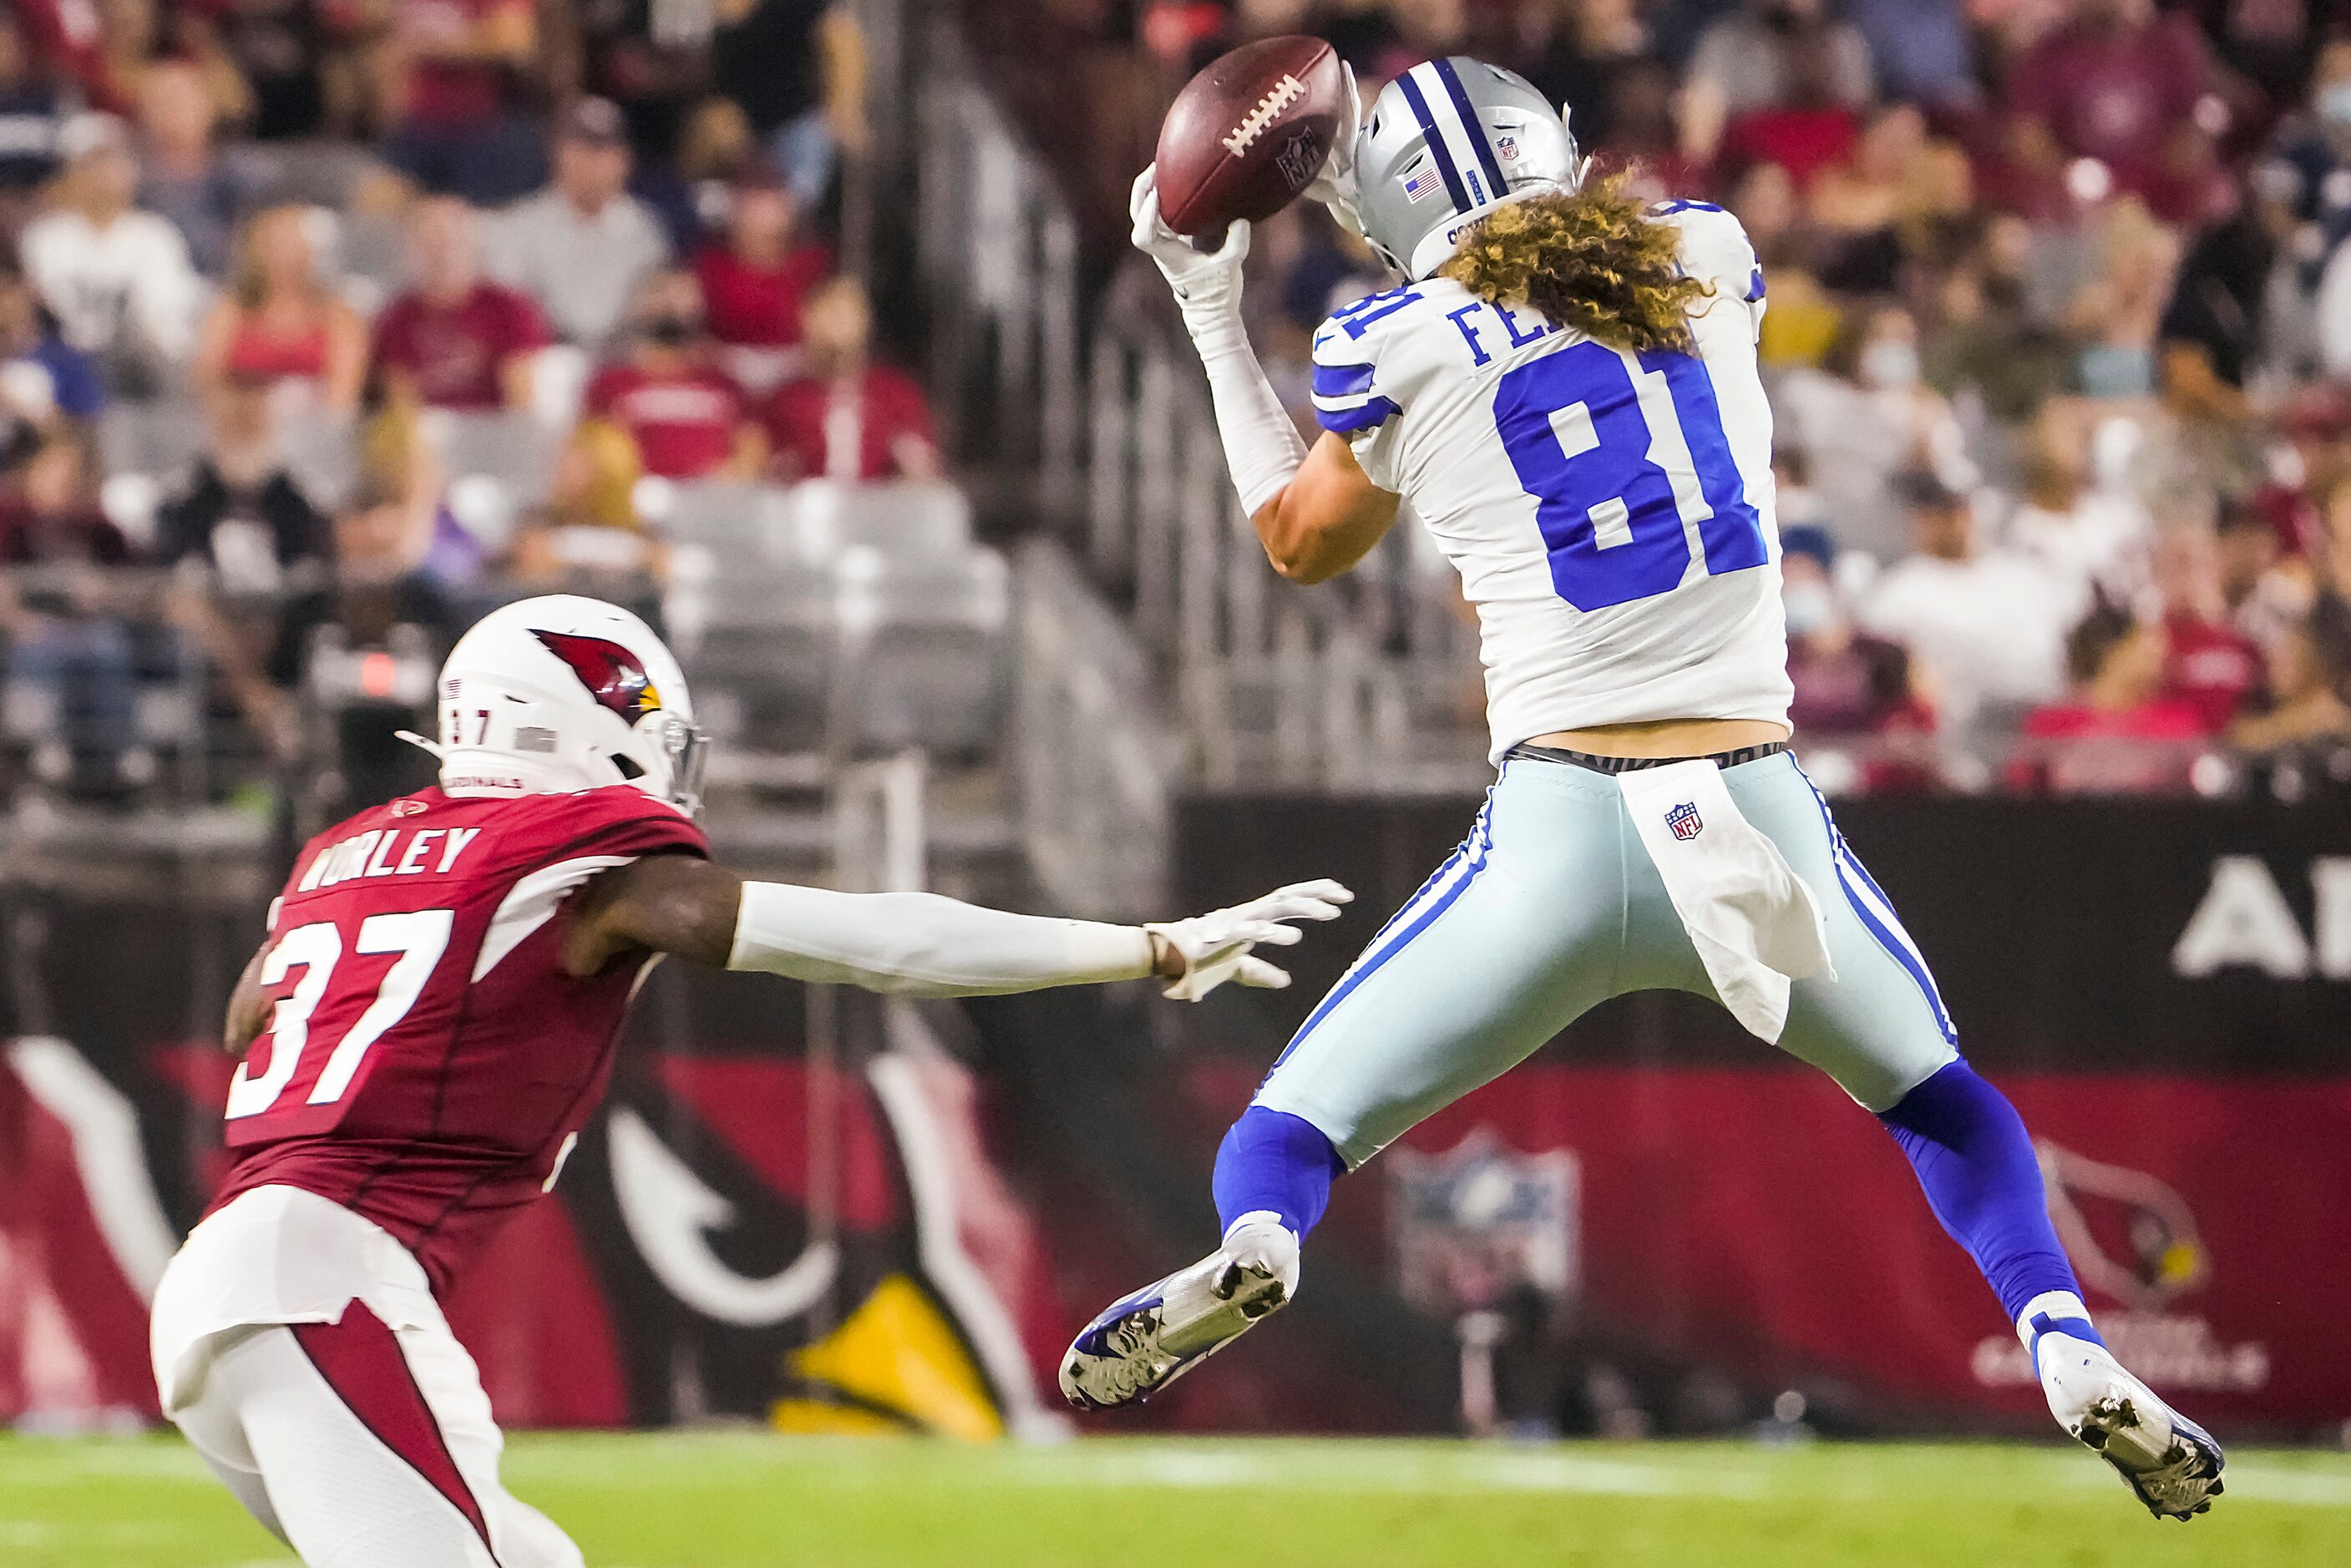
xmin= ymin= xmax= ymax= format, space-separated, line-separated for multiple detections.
xmin=1061 ymin=57 xmax=2223 ymax=1520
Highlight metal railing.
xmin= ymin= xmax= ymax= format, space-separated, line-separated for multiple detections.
xmin=906 ymin=8 xmax=1489 ymax=795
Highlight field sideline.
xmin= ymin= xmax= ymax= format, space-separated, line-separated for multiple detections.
xmin=4 ymin=1430 xmax=2347 ymax=1566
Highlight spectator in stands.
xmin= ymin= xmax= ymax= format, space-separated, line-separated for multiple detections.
xmin=1782 ymin=524 xmax=1924 ymax=737
xmin=153 ymin=375 xmax=333 ymax=599
xmin=1923 ymin=215 xmax=2072 ymax=423
xmin=135 ymin=58 xmax=256 ymax=278
xmin=99 ymin=0 xmax=255 ymax=124
xmin=1776 ymin=304 xmax=1970 ymax=560
xmin=2015 ymin=604 xmax=2207 ymax=792
xmin=355 ymin=407 xmax=484 ymax=589
xmin=2002 ymin=422 xmax=2151 ymax=609
xmin=0 ymin=431 xmax=139 ymax=783
xmin=585 ymin=270 xmax=764 ymax=483
xmin=193 ymin=205 xmax=368 ymax=419
xmin=1860 ymin=468 xmax=2079 ymax=738
xmin=509 ymin=417 xmax=666 ymax=597
xmin=486 ymin=97 xmax=671 ymax=352
xmin=0 ymin=10 xmax=70 ymax=205
xmin=18 ymin=112 xmax=202 ymax=397
xmin=672 ymin=95 xmax=760 ymax=230
xmin=1842 ymin=0 xmax=1973 ymax=108
xmin=2232 ymin=621 xmax=2351 ymax=755
xmin=2151 ymin=521 xmax=2265 ymax=733
xmin=383 ymin=0 xmax=545 ymax=206
xmin=1680 ymin=0 xmax=1874 ymax=168
xmin=0 ymin=265 xmax=104 ymax=463
xmin=694 ymin=161 xmax=831 ymax=393
xmin=2062 ymin=198 xmax=2181 ymax=402
xmin=2262 ymin=40 xmax=2351 ymax=287
xmin=0 ymin=430 xmax=127 ymax=568
xmin=370 ymin=195 xmax=549 ymax=412
xmin=767 ymin=277 xmax=939 ymax=483
xmin=2159 ymin=187 xmax=2275 ymax=393
xmin=207 ymin=0 xmax=333 ymax=142
xmin=1518 ymin=0 xmax=1652 ymax=152
xmin=712 ymin=0 xmax=870 ymax=207
xmin=271 ymin=478 xmax=464 ymax=807
xmin=2003 ymin=0 xmax=2220 ymax=222
xmin=1806 ymin=104 xmax=1973 ymax=294
xmin=576 ymin=0 xmax=715 ymax=170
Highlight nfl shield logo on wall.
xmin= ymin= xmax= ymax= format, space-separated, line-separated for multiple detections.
xmin=1665 ymin=802 xmax=1702 ymax=841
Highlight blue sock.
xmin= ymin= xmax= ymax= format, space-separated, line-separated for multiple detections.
xmin=1213 ymin=1106 xmax=1346 ymax=1238
xmin=1878 ymin=1060 xmax=2091 ymax=1332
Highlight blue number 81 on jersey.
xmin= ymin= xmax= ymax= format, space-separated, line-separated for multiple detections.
xmin=1492 ymin=341 xmax=1770 ymax=612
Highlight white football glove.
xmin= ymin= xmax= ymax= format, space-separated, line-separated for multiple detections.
xmin=1130 ymin=164 xmax=1249 ymax=329
xmin=1301 ymin=60 xmax=1366 ymax=240
xmin=1146 ymin=879 xmax=1354 ymax=1001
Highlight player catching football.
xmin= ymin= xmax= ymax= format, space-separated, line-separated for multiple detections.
xmin=149 ymin=594 xmax=1350 ymax=1568
xmin=1060 ymin=54 xmax=2224 ymax=1521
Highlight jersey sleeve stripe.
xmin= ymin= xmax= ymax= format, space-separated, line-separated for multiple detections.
xmin=1311 ymin=361 xmax=1376 ymax=397
xmin=1315 ymin=395 xmax=1401 ymax=434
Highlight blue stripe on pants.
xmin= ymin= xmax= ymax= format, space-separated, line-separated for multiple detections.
xmin=1796 ymin=766 xmax=1956 ymax=1044
xmin=1262 ymin=787 xmax=1497 ymax=1080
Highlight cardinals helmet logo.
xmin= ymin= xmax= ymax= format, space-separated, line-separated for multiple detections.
xmin=534 ymin=630 xmax=664 ymax=723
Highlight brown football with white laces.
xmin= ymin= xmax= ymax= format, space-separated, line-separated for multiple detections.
xmin=1153 ymin=35 xmax=1346 ymax=238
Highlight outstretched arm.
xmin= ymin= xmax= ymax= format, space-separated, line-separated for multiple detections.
xmin=1128 ymin=168 xmax=1401 ymax=586
xmin=562 ymin=854 xmax=1351 ymax=1001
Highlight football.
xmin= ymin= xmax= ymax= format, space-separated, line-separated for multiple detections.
xmin=1153 ymin=34 xmax=1348 ymax=238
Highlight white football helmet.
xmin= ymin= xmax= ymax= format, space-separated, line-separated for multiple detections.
xmin=1355 ymin=58 xmax=1587 ymax=281
xmin=417 ymin=595 xmax=707 ymax=812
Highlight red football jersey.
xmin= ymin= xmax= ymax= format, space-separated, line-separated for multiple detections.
xmin=210 ymin=784 xmax=708 ymax=1294
xmin=584 ymin=362 xmax=747 ymax=479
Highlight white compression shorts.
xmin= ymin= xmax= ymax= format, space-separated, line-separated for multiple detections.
xmin=151 ymin=1186 xmax=581 ymax=1568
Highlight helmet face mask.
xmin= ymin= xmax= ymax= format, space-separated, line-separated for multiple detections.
xmin=428 ymin=594 xmax=707 ymax=815
xmin=1355 ymin=58 xmax=1588 ymax=282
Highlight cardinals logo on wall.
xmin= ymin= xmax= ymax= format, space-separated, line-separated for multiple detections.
xmin=1970 ymin=1142 xmax=2267 ymax=1395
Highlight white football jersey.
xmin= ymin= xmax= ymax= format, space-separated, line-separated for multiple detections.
xmin=1311 ymin=202 xmax=1791 ymax=761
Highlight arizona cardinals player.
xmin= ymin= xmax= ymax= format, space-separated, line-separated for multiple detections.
xmin=148 ymin=594 xmax=1350 ymax=1568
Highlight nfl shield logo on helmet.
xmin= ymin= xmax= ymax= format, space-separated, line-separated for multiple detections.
xmin=1496 ymin=134 xmax=1520 ymax=161
xmin=1666 ymin=802 xmax=1703 ymax=841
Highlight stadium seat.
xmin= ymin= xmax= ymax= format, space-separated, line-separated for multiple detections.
xmin=785 ymin=480 xmax=973 ymax=563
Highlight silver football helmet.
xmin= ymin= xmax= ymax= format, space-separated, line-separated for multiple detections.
xmin=1355 ymin=58 xmax=1586 ymax=281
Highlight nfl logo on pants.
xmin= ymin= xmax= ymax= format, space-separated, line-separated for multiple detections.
xmin=1665 ymin=802 xmax=1703 ymax=841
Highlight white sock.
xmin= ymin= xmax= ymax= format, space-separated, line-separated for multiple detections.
xmin=1220 ymin=1211 xmax=1300 ymax=1287
xmin=2015 ymin=1290 xmax=2098 ymax=1353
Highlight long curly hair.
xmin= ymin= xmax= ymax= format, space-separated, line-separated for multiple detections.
xmin=1437 ymin=174 xmax=1709 ymax=356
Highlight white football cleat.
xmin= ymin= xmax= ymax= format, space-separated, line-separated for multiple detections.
xmin=1059 ymin=1212 xmax=1298 ymax=1411
xmin=2024 ymin=1294 xmax=2224 ymax=1520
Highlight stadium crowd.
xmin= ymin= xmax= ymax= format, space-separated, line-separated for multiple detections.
xmin=3 ymin=0 xmax=2349 ymax=808
xmin=0 ymin=0 xmax=938 ymax=812
xmin=982 ymin=0 xmax=2351 ymax=793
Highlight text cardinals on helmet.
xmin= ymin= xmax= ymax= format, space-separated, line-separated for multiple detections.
xmin=403 ymin=594 xmax=709 ymax=812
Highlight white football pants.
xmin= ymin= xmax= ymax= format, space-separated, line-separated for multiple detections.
xmin=153 ymin=1186 xmax=583 ymax=1568
xmin=165 ymin=1318 xmax=582 ymax=1568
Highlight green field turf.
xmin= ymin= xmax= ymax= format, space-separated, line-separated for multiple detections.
xmin=4 ymin=1430 xmax=2346 ymax=1566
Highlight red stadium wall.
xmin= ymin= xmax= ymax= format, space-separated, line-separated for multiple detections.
xmin=5 ymin=796 xmax=2350 ymax=1438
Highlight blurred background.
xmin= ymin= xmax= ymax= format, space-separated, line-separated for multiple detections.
xmin=0 ymin=0 xmax=2346 ymax=1454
